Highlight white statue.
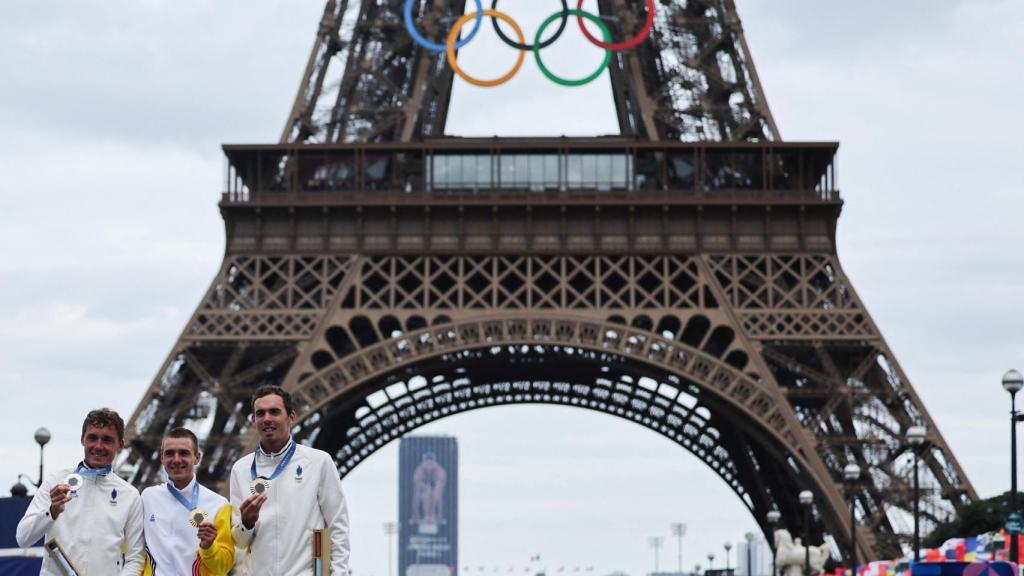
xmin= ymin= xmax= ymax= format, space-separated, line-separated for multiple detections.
xmin=775 ymin=528 xmax=830 ymax=576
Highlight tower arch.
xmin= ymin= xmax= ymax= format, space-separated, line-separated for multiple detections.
xmin=286 ymin=314 xmax=845 ymax=545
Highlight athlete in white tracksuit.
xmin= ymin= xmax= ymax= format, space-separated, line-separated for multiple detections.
xmin=142 ymin=479 xmax=233 ymax=575
xmin=142 ymin=427 xmax=234 ymax=576
xmin=230 ymin=439 xmax=351 ymax=575
xmin=18 ymin=409 xmax=145 ymax=575
xmin=17 ymin=464 xmax=145 ymax=575
xmin=231 ymin=386 xmax=350 ymax=576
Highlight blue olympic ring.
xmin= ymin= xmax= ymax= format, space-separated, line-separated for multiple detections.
xmin=404 ymin=0 xmax=485 ymax=53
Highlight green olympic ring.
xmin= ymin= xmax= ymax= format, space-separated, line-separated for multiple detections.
xmin=533 ymin=9 xmax=612 ymax=87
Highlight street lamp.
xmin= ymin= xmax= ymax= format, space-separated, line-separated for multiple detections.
xmin=33 ymin=427 xmax=51 ymax=486
xmin=799 ymin=490 xmax=814 ymax=576
xmin=383 ymin=521 xmax=397 ymax=576
xmin=13 ymin=427 xmax=51 ymax=496
xmin=724 ymin=542 xmax=733 ymax=573
xmin=767 ymin=509 xmax=782 ymax=576
xmin=695 ymin=564 xmax=703 ymax=576
xmin=843 ymin=462 xmax=862 ymax=571
xmin=650 ymin=536 xmax=665 ymax=573
xmin=672 ymin=523 xmax=688 ymax=574
xmin=708 ymin=553 xmax=716 ymax=572
xmin=745 ymin=533 xmax=755 ymax=576
xmin=907 ymin=425 xmax=927 ymax=563
xmin=1003 ymin=369 xmax=1024 ymax=563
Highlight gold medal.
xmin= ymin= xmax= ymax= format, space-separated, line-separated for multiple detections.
xmin=249 ymin=478 xmax=270 ymax=496
xmin=188 ymin=507 xmax=209 ymax=527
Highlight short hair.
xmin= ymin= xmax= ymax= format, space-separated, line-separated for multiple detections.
xmin=81 ymin=408 xmax=126 ymax=443
xmin=162 ymin=427 xmax=200 ymax=455
xmin=252 ymin=385 xmax=296 ymax=415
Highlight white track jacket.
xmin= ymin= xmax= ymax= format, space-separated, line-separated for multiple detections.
xmin=229 ymin=440 xmax=351 ymax=576
xmin=16 ymin=465 xmax=145 ymax=575
xmin=141 ymin=477 xmax=232 ymax=575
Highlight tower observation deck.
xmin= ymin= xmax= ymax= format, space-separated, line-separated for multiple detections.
xmin=221 ymin=138 xmax=838 ymax=256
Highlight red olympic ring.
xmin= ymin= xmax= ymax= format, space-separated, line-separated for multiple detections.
xmin=575 ymin=0 xmax=655 ymax=51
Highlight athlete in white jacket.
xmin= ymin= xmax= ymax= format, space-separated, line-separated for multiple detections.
xmin=16 ymin=408 xmax=145 ymax=575
xmin=230 ymin=385 xmax=351 ymax=576
xmin=141 ymin=427 xmax=234 ymax=576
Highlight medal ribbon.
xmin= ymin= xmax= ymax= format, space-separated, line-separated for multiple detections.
xmin=166 ymin=480 xmax=201 ymax=512
xmin=75 ymin=462 xmax=112 ymax=477
xmin=250 ymin=440 xmax=297 ymax=481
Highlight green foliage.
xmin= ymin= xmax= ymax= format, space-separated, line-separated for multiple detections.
xmin=925 ymin=492 xmax=1022 ymax=547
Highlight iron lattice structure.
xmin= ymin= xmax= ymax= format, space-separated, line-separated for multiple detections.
xmin=122 ymin=0 xmax=975 ymax=564
xmin=281 ymin=0 xmax=777 ymax=143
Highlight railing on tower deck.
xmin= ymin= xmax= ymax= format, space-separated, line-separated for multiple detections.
xmin=221 ymin=138 xmax=840 ymax=204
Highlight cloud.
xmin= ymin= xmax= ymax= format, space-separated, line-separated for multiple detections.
xmin=0 ymin=136 xmax=223 ymax=497
xmin=737 ymin=0 xmax=1024 ymax=509
xmin=0 ymin=1 xmax=323 ymax=147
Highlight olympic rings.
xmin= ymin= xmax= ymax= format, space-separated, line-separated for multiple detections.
xmin=404 ymin=0 xmax=484 ymax=53
xmin=490 ymin=0 xmax=569 ymax=52
xmin=534 ymin=10 xmax=611 ymax=87
xmin=447 ymin=10 xmax=526 ymax=88
xmin=401 ymin=1 xmax=654 ymax=87
xmin=575 ymin=0 xmax=655 ymax=51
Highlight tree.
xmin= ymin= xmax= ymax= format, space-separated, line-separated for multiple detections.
xmin=925 ymin=492 xmax=1021 ymax=547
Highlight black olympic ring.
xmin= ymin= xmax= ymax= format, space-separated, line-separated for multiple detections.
xmin=489 ymin=0 xmax=570 ymax=51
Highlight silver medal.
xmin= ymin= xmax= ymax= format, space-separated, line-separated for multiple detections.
xmin=65 ymin=473 xmax=83 ymax=497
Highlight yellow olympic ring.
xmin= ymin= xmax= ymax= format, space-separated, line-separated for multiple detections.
xmin=446 ymin=10 xmax=525 ymax=88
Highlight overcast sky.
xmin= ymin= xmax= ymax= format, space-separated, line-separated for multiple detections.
xmin=1 ymin=1 xmax=1023 ymax=575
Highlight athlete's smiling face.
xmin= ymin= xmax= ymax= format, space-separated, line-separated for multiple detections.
xmin=253 ymin=393 xmax=296 ymax=452
xmin=161 ymin=436 xmax=200 ymax=489
xmin=81 ymin=424 xmax=122 ymax=469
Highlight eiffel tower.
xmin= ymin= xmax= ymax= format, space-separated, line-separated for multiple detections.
xmin=121 ymin=0 xmax=976 ymax=562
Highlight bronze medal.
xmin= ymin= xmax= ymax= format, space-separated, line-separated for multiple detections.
xmin=249 ymin=478 xmax=270 ymax=496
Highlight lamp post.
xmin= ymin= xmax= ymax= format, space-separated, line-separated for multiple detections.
xmin=708 ymin=553 xmax=716 ymax=572
xmin=13 ymin=427 xmax=51 ymax=496
xmin=745 ymin=532 xmax=755 ymax=576
xmin=907 ymin=425 xmax=927 ymax=563
xmin=672 ymin=523 xmax=688 ymax=574
xmin=650 ymin=536 xmax=665 ymax=573
xmin=724 ymin=542 xmax=733 ymax=573
xmin=799 ymin=490 xmax=814 ymax=576
xmin=33 ymin=427 xmax=50 ymax=486
xmin=696 ymin=564 xmax=703 ymax=576
xmin=843 ymin=462 xmax=861 ymax=572
xmin=383 ymin=521 xmax=397 ymax=576
xmin=1003 ymin=369 xmax=1024 ymax=563
xmin=767 ymin=510 xmax=782 ymax=576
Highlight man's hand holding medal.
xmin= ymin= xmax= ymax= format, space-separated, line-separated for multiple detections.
xmin=239 ymin=489 xmax=267 ymax=529
xmin=48 ymin=482 xmax=72 ymax=521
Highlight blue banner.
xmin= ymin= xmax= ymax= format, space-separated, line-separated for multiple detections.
xmin=399 ymin=436 xmax=458 ymax=576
